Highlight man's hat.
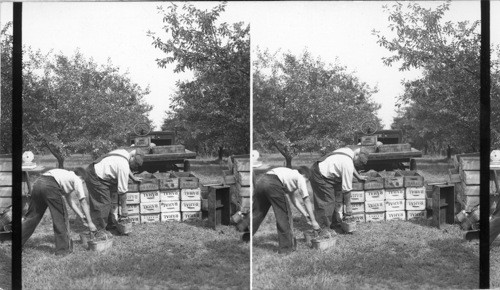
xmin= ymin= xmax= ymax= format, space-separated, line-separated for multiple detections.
xmin=252 ymin=150 xmax=263 ymax=168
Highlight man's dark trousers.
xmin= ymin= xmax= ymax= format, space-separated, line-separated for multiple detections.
xmin=490 ymin=200 xmax=500 ymax=245
xmin=86 ymin=164 xmax=112 ymax=230
xmin=252 ymin=174 xmax=294 ymax=251
xmin=22 ymin=176 xmax=72 ymax=255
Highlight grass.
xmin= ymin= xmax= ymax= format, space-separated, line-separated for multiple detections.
xmin=18 ymin=154 xmax=249 ymax=290
xmin=252 ymin=152 xmax=500 ymax=289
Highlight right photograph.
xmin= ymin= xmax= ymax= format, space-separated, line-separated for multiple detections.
xmin=251 ymin=1 xmax=499 ymax=289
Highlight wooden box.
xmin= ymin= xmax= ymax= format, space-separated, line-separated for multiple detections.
xmin=125 ymin=204 xmax=140 ymax=215
xmin=382 ymin=173 xmax=404 ymax=189
xmin=160 ymin=200 xmax=180 ymax=213
xmin=396 ymin=171 xmax=424 ymax=187
xmin=365 ymin=212 xmax=385 ymax=222
xmin=360 ymin=135 xmax=377 ymax=146
xmin=127 ymin=182 xmax=139 ymax=192
xmin=361 ymin=172 xmax=384 ymax=190
xmin=385 ymin=188 xmax=405 ymax=200
xmin=233 ymin=158 xmax=250 ymax=172
xmin=344 ymin=202 xmax=365 ymax=214
xmin=377 ymin=143 xmax=411 ymax=153
xmin=160 ymin=189 xmax=180 ymax=201
xmin=365 ymin=200 xmax=385 ymax=212
xmin=352 ymin=179 xmax=364 ymax=191
xmin=431 ymin=185 xmax=455 ymax=228
xmin=141 ymin=213 xmax=160 ymax=223
xmin=128 ymin=215 xmax=140 ymax=224
xmin=236 ymin=171 xmax=251 ymax=187
xmin=459 ymin=169 xmax=481 ymax=186
xmin=385 ymin=199 xmax=405 ymax=211
xmin=459 ymin=156 xmax=480 ymax=170
xmin=364 ymin=189 xmax=385 ymax=202
xmin=172 ymin=172 xmax=199 ymax=189
xmin=360 ymin=145 xmax=377 ymax=153
xmin=139 ymin=179 xmax=159 ymax=191
xmin=407 ymin=210 xmax=427 ymax=220
xmin=350 ymin=191 xmax=365 ymax=202
xmin=207 ymin=186 xmax=231 ymax=229
xmin=239 ymin=186 xmax=251 ymax=198
xmin=140 ymin=191 xmax=160 ymax=203
xmin=181 ymin=200 xmax=201 ymax=212
xmin=386 ymin=211 xmax=406 ymax=221
xmin=405 ymin=186 xmax=426 ymax=200
xmin=180 ymin=188 xmax=201 ymax=200
xmin=126 ymin=192 xmax=140 ymax=204
xmin=182 ymin=211 xmax=202 ymax=221
xmin=405 ymin=199 xmax=426 ymax=211
xmin=161 ymin=212 xmax=181 ymax=222
xmin=351 ymin=213 xmax=366 ymax=223
xmin=151 ymin=145 xmax=185 ymax=154
xmin=140 ymin=202 xmax=161 ymax=214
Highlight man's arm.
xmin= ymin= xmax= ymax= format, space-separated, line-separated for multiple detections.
xmin=302 ymin=196 xmax=320 ymax=230
xmin=64 ymin=193 xmax=97 ymax=231
xmin=79 ymin=198 xmax=97 ymax=231
xmin=286 ymin=192 xmax=320 ymax=230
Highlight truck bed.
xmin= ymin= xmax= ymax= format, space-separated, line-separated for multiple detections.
xmin=142 ymin=150 xmax=197 ymax=162
xmin=368 ymin=148 xmax=423 ymax=161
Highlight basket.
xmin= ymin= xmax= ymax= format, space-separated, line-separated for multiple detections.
xmin=116 ymin=221 xmax=132 ymax=235
xmin=311 ymin=237 xmax=337 ymax=250
xmin=341 ymin=221 xmax=356 ymax=233
xmin=0 ymin=206 xmax=12 ymax=230
xmin=88 ymin=232 xmax=113 ymax=252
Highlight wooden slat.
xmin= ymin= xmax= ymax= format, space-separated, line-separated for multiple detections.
xmin=459 ymin=156 xmax=480 ymax=171
xmin=0 ymin=172 xmax=12 ymax=186
xmin=236 ymin=171 xmax=251 ymax=187
xmin=459 ymin=169 xmax=480 ymax=185
xmin=0 ymin=187 xmax=12 ymax=197
xmin=0 ymin=197 xmax=12 ymax=211
xmin=234 ymin=158 xmax=250 ymax=172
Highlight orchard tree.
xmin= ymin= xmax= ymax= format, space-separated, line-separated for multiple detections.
xmin=23 ymin=50 xmax=152 ymax=168
xmin=374 ymin=1 xmax=500 ymax=153
xmin=149 ymin=2 xmax=250 ymax=159
xmin=254 ymin=49 xmax=380 ymax=168
xmin=0 ymin=22 xmax=13 ymax=154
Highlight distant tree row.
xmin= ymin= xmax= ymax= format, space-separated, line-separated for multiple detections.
xmin=150 ymin=2 xmax=250 ymax=159
xmin=374 ymin=1 xmax=500 ymax=154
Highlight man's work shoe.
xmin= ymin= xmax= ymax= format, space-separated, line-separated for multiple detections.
xmin=241 ymin=232 xmax=250 ymax=243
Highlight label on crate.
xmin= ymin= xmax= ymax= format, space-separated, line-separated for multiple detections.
xmin=160 ymin=200 xmax=180 ymax=212
xmin=350 ymin=190 xmax=365 ymax=202
xmin=181 ymin=200 xmax=201 ymax=212
xmin=405 ymin=187 xmax=426 ymax=199
xmin=385 ymin=199 xmax=405 ymax=211
xmin=141 ymin=213 xmax=160 ymax=223
xmin=182 ymin=211 xmax=202 ymax=221
xmin=128 ymin=215 xmax=140 ymax=224
xmin=160 ymin=189 xmax=180 ymax=201
xmin=125 ymin=204 xmax=140 ymax=215
xmin=405 ymin=199 xmax=426 ymax=210
xmin=161 ymin=212 xmax=181 ymax=222
xmin=126 ymin=192 xmax=140 ymax=204
xmin=140 ymin=191 xmax=160 ymax=203
xmin=344 ymin=202 xmax=365 ymax=214
xmin=364 ymin=189 xmax=385 ymax=202
xmin=365 ymin=200 xmax=385 ymax=212
xmin=139 ymin=181 xmax=160 ymax=192
xmin=386 ymin=210 xmax=406 ymax=221
xmin=365 ymin=212 xmax=385 ymax=222
xmin=140 ymin=202 xmax=161 ymax=214
xmin=351 ymin=213 xmax=365 ymax=223
xmin=407 ymin=210 xmax=427 ymax=220
xmin=180 ymin=188 xmax=201 ymax=200
xmin=127 ymin=183 xmax=139 ymax=192
xmin=385 ymin=188 xmax=405 ymax=200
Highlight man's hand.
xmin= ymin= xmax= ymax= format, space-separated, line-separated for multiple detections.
xmin=133 ymin=177 xmax=143 ymax=183
xmin=357 ymin=176 xmax=367 ymax=181
xmin=311 ymin=220 xmax=321 ymax=230
xmin=88 ymin=222 xmax=97 ymax=232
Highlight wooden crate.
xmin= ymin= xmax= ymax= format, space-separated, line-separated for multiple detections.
xmin=344 ymin=202 xmax=365 ymax=214
xmin=381 ymin=171 xmax=404 ymax=188
xmin=396 ymin=171 xmax=424 ymax=187
xmin=351 ymin=213 xmax=366 ymax=223
xmin=140 ymin=202 xmax=161 ymax=214
xmin=172 ymin=172 xmax=199 ymax=189
xmin=386 ymin=211 xmax=406 ymax=221
xmin=405 ymin=186 xmax=426 ymax=200
xmin=350 ymin=190 xmax=365 ymax=202
xmin=364 ymin=189 xmax=385 ymax=202
xmin=361 ymin=172 xmax=384 ymax=190
xmin=0 ymin=172 xmax=12 ymax=186
xmin=459 ymin=156 xmax=480 ymax=170
xmin=151 ymin=145 xmax=185 ymax=154
xmin=125 ymin=204 xmax=140 ymax=215
xmin=126 ymin=192 xmax=140 ymax=204
xmin=385 ymin=199 xmax=405 ymax=211
xmin=385 ymin=188 xmax=405 ymax=200
xmin=352 ymin=179 xmax=364 ymax=191
xmin=160 ymin=200 xmax=180 ymax=212
xmin=407 ymin=210 xmax=427 ymax=220
xmin=140 ymin=191 xmax=160 ymax=203
xmin=127 ymin=182 xmax=139 ymax=192
xmin=406 ymin=199 xmax=426 ymax=211
xmin=235 ymin=171 xmax=251 ymax=187
xmin=365 ymin=200 xmax=385 ymax=212
xmin=182 ymin=211 xmax=202 ymax=221
xmin=180 ymin=188 xmax=201 ymax=200
xmin=459 ymin=169 xmax=480 ymax=185
xmin=160 ymin=189 xmax=180 ymax=201
xmin=365 ymin=212 xmax=385 ymax=222
xmin=128 ymin=215 xmax=141 ymax=224
xmin=360 ymin=145 xmax=377 ymax=153
xmin=377 ymin=143 xmax=411 ymax=153
xmin=141 ymin=213 xmax=161 ymax=223
xmin=234 ymin=158 xmax=250 ymax=172
xmin=139 ymin=179 xmax=159 ymax=191
xmin=239 ymin=186 xmax=251 ymax=198
xmin=181 ymin=200 xmax=201 ymax=212
xmin=161 ymin=212 xmax=181 ymax=222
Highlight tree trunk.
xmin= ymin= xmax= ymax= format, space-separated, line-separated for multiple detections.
xmin=447 ymin=145 xmax=452 ymax=160
xmin=218 ymin=146 xmax=223 ymax=161
xmin=285 ymin=155 xmax=293 ymax=168
xmin=56 ymin=154 xmax=64 ymax=168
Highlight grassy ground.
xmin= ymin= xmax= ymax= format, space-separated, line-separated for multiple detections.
xmin=252 ymin=152 xmax=500 ymax=289
xmin=19 ymin=155 xmax=249 ymax=289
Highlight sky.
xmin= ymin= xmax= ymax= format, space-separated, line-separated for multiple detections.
xmin=0 ymin=1 xmax=498 ymax=130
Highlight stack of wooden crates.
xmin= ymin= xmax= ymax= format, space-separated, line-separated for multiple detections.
xmin=122 ymin=172 xmax=202 ymax=223
xmin=347 ymin=170 xmax=426 ymax=222
xmin=225 ymin=155 xmax=251 ymax=215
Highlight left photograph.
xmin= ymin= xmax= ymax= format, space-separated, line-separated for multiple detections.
xmin=0 ymin=1 xmax=250 ymax=289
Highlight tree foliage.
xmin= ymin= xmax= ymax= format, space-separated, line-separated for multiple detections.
xmin=253 ymin=49 xmax=381 ymax=167
xmin=0 ymin=22 xmax=13 ymax=154
xmin=149 ymin=2 xmax=250 ymax=158
xmin=374 ymin=1 xmax=500 ymax=153
xmin=23 ymin=50 xmax=152 ymax=167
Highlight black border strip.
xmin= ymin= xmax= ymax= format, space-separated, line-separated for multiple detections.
xmin=12 ymin=2 xmax=22 ymax=290
xmin=480 ymin=1 xmax=490 ymax=289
